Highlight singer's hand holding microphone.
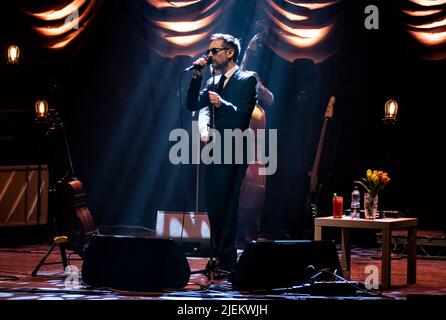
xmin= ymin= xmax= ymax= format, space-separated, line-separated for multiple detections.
xmin=185 ymin=56 xmax=223 ymax=108
xmin=185 ymin=56 xmax=209 ymax=77
xmin=208 ymin=90 xmax=222 ymax=108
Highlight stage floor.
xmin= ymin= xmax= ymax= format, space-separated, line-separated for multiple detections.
xmin=1 ymin=244 xmax=446 ymax=301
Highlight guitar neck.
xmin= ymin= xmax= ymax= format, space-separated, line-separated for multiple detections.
xmin=310 ymin=118 xmax=329 ymax=192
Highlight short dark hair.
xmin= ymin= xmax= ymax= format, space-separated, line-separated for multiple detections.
xmin=210 ymin=33 xmax=241 ymax=62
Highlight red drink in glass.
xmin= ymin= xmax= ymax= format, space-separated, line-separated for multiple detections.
xmin=333 ymin=195 xmax=343 ymax=218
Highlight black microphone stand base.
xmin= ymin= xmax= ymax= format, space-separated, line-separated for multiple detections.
xmin=190 ymin=258 xmax=231 ymax=283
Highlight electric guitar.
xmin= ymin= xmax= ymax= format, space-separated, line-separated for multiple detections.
xmin=306 ymin=96 xmax=335 ymax=217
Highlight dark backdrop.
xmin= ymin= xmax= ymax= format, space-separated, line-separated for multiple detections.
xmin=1 ymin=0 xmax=445 ymax=237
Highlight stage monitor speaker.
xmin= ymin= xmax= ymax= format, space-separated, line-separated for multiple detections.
xmin=82 ymin=234 xmax=191 ymax=292
xmin=232 ymin=240 xmax=342 ymax=291
xmin=155 ymin=211 xmax=210 ymax=257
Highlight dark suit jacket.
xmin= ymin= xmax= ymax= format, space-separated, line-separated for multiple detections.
xmin=187 ymin=69 xmax=257 ymax=131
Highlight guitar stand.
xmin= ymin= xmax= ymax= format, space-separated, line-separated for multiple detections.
xmin=32 ymin=236 xmax=69 ymax=276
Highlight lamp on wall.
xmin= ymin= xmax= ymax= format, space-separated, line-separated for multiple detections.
xmin=383 ymin=99 xmax=399 ymax=124
xmin=7 ymin=45 xmax=20 ymax=64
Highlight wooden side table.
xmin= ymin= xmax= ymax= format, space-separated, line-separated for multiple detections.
xmin=314 ymin=216 xmax=417 ymax=289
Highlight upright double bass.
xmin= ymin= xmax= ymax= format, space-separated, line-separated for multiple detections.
xmin=238 ymin=22 xmax=274 ymax=242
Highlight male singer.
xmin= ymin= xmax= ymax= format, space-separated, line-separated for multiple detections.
xmin=186 ymin=33 xmax=257 ymax=274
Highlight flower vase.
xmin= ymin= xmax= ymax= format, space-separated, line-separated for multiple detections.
xmin=364 ymin=193 xmax=378 ymax=220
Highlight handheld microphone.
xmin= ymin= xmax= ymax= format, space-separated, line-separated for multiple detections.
xmin=183 ymin=56 xmax=210 ymax=72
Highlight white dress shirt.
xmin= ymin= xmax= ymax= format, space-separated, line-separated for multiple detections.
xmin=198 ymin=65 xmax=239 ymax=140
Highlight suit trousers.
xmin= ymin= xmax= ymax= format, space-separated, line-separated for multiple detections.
xmin=205 ymin=162 xmax=248 ymax=271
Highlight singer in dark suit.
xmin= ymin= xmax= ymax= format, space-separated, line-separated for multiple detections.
xmin=186 ymin=33 xmax=257 ymax=273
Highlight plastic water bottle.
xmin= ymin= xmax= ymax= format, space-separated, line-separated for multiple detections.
xmin=350 ymin=186 xmax=360 ymax=219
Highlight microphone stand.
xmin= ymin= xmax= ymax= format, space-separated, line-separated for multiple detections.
xmin=61 ymin=121 xmax=75 ymax=179
xmin=46 ymin=111 xmax=75 ymax=179
xmin=32 ymin=110 xmax=75 ymax=276
xmin=190 ymin=68 xmax=221 ymax=283
xmin=190 ymin=68 xmax=231 ymax=283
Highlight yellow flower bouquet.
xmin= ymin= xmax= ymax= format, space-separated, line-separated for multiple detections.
xmin=355 ymin=169 xmax=391 ymax=219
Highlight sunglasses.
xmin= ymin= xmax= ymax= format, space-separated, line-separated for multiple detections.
xmin=206 ymin=47 xmax=230 ymax=55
